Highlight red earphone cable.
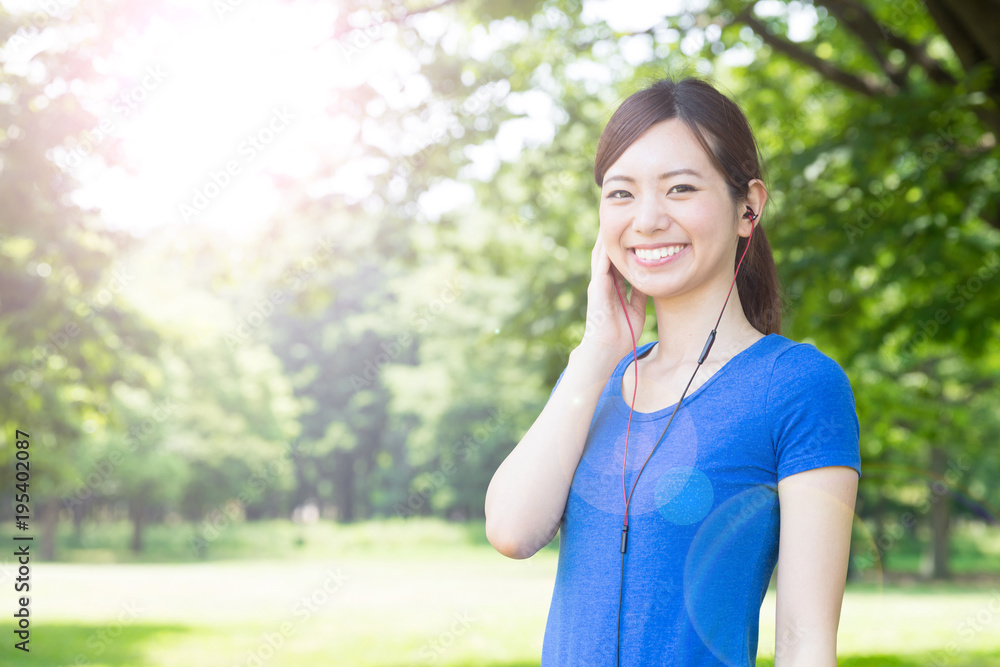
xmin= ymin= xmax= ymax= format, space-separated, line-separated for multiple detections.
xmin=613 ymin=277 xmax=640 ymax=522
xmin=610 ymin=210 xmax=757 ymax=528
xmin=612 ymin=208 xmax=757 ymax=667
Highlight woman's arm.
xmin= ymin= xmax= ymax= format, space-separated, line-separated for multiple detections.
xmin=774 ymin=465 xmax=859 ymax=666
xmin=484 ymin=343 xmax=620 ymax=559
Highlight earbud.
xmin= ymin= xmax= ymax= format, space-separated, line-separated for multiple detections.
xmin=613 ymin=197 xmax=760 ymax=667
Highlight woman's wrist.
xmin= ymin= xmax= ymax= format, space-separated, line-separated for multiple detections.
xmin=570 ymin=341 xmax=623 ymax=377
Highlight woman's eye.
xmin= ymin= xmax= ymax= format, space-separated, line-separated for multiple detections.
xmin=605 ymin=185 xmax=696 ymax=199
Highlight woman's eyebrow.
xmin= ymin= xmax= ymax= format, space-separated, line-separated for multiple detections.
xmin=604 ymin=168 xmax=704 ymax=185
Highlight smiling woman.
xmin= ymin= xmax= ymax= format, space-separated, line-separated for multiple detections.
xmin=484 ymin=76 xmax=862 ymax=667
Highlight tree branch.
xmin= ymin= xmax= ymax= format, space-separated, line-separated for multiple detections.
xmin=818 ymin=0 xmax=957 ymax=87
xmin=403 ymin=0 xmax=463 ymax=18
xmin=921 ymin=0 xmax=1000 ymax=137
xmin=934 ymin=0 xmax=1000 ymax=70
xmin=922 ymin=0 xmax=985 ymax=71
xmin=330 ymin=0 xmax=463 ymax=41
xmin=736 ymin=7 xmax=886 ymax=97
xmin=816 ymin=0 xmax=907 ymax=90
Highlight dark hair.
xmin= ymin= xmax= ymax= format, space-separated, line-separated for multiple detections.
xmin=594 ymin=76 xmax=783 ymax=336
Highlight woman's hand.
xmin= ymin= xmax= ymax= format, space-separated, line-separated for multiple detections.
xmin=579 ymin=234 xmax=648 ymax=361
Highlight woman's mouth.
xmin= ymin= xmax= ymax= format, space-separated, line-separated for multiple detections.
xmin=629 ymin=244 xmax=690 ymax=266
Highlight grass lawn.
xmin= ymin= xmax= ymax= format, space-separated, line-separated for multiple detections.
xmin=1 ymin=518 xmax=998 ymax=666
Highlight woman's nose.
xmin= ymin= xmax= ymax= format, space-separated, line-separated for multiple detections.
xmin=632 ymin=193 xmax=669 ymax=234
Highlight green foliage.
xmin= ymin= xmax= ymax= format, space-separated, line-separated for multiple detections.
xmin=6 ymin=519 xmax=1000 ymax=665
xmin=1 ymin=1 xmax=998 ymax=583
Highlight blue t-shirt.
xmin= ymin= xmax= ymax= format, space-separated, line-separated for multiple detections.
xmin=540 ymin=333 xmax=861 ymax=666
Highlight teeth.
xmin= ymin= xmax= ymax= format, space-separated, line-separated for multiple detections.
xmin=634 ymin=245 xmax=686 ymax=260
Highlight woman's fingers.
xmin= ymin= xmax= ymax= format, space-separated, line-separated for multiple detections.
xmin=598 ymin=236 xmax=611 ymax=275
xmin=581 ymin=231 xmax=646 ymax=355
xmin=588 ymin=236 xmax=602 ymax=286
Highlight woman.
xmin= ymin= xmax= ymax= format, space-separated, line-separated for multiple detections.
xmin=485 ymin=76 xmax=861 ymax=666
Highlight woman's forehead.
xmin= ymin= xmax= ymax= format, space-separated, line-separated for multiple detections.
xmin=606 ymin=121 xmax=719 ymax=181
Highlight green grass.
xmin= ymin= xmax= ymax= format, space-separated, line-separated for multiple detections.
xmin=0 ymin=518 xmax=996 ymax=666
xmin=53 ymin=515 xmax=1000 ymax=576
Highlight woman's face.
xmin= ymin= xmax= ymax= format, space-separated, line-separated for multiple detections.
xmin=598 ymin=118 xmax=748 ymax=299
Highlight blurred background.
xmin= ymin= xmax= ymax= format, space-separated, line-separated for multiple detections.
xmin=1 ymin=0 xmax=999 ymax=664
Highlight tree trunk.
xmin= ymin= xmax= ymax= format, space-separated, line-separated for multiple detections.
xmin=71 ymin=497 xmax=88 ymax=547
xmin=846 ymin=483 xmax=867 ymax=581
xmin=927 ymin=446 xmax=952 ymax=580
xmin=336 ymin=451 xmax=355 ymax=522
xmin=872 ymin=486 xmax=888 ymax=572
xmin=290 ymin=442 xmax=310 ymax=516
xmin=130 ymin=500 xmax=145 ymax=553
xmin=40 ymin=499 xmax=59 ymax=561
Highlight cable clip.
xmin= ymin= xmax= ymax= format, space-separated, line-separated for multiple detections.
xmin=698 ymin=329 xmax=717 ymax=364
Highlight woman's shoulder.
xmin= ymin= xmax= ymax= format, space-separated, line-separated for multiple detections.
xmin=763 ymin=334 xmax=853 ymax=390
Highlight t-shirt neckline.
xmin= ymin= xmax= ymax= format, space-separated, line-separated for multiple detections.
xmin=614 ymin=333 xmax=776 ymax=421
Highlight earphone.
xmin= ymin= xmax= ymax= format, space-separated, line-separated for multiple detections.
xmin=611 ymin=205 xmax=758 ymax=666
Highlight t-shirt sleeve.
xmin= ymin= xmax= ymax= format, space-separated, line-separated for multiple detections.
xmin=766 ymin=343 xmax=862 ymax=482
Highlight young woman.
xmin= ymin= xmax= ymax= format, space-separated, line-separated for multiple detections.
xmin=485 ymin=77 xmax=861 ymax=666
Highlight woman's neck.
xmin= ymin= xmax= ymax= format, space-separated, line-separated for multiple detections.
xmin=646 ymin=281 xmax=762 ymax=369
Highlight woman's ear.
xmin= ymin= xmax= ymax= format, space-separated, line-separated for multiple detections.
xmin=740 ymin=178 xmax=768 ymax=236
